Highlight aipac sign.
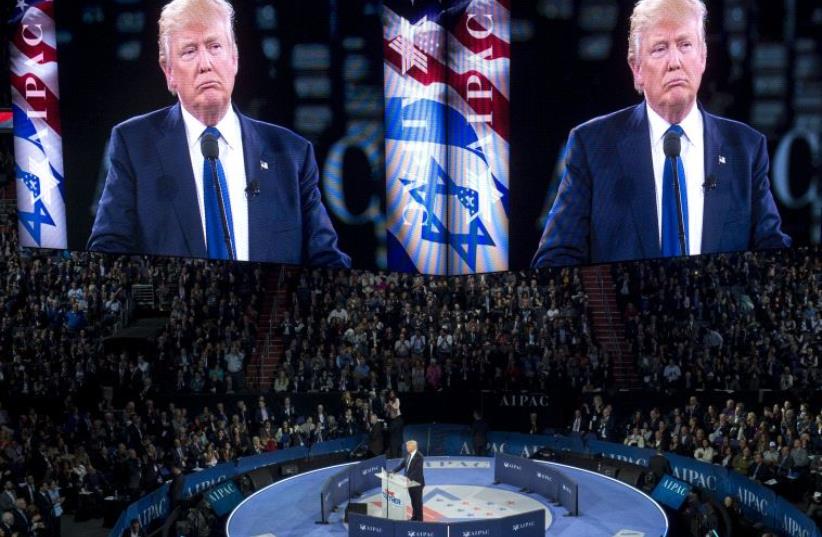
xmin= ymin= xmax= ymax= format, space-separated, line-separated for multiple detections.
xmin=383 ymin=0 xmax=510 ymax=275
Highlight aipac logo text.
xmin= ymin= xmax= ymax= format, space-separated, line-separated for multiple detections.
xmin=513 ymin=521 xmax=536 ymax=531
xmin=362 ymin=466 xmax=380 ymax=476
xmin=461 ymin=530 xmax=490 ymax=537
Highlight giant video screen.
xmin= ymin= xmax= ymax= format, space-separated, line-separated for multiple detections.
xmin=9 ymin=0 xmax=820 ymax=273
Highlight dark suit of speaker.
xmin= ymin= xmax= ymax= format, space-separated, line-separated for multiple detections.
xmin=532 ymin=103 xmax=791 ymax=267
xmin=393 ymin=451 xmax=425 ymax=521
xmin=88 ymin=103 xmax=350 ymax=267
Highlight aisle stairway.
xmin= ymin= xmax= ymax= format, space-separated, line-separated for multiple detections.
xmin=581 ymin=265 xmax=640 ymax=388
xmin=246 ymin=267 xmax=290 ymax=391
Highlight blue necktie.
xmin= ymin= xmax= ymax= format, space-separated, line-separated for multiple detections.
xmin=202 ymin=127 xmax=236 ymax=260
xmin=661 ymin=124 xmax=689 ymax=257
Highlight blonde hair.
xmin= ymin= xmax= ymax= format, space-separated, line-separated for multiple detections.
xmin=627 ymin=0 xmax=707 ymax=88
xmin=158 ymin=0 xmax=237 ymax=68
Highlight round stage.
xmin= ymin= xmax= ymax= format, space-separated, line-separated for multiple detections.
xmin=226 ymin=456 xmax=668 ymax=537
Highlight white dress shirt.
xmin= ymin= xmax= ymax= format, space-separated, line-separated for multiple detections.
xmin=180 ymin=104 xmax=250 ymax=261
xmin=646 ymin=102 xmax=705 ymax=256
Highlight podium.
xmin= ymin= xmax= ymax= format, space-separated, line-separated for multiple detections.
xmin=375 ymin=471 xmax=419 ymax=520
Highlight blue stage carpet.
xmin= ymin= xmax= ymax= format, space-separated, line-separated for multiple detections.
xmin=226 ymin=456 xmax=667 ymax=537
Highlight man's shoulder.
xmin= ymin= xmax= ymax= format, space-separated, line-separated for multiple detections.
xmin=239 ymin=115 xmax=312 ymax=152
xmin=570 ymin=104 xmax=642 ymax=140
xmin=112 ymin=105 xmax=177 ymax=135
xmin=702 ymin=110 xmax=766 ymax=146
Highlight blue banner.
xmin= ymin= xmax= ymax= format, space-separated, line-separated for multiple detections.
xmin=108 ymin=483 xmax=170 ymax=537
xmin=180 ymin=461 xmax=238 ymax=500
xmin=530 ymin=464 xmax=559 ymax=502
xmin=351 ymin=455 xmax=387 ymax=496
xmin=349 ymin=513 xmax=395 ymax=537
xmin=775 ymin=497 xmax=822 ymax=537
xmin=448 ymin=517 xmax=501 ymax=537
xmin=495 ymin=453 xmax=578 ymax=516
xmin=722 ymin=469 xmax=776 ymax=527
xmin=587 ymin=439 xmax=656 ymax=466
xmin=557 ymin=472 xmax=579 ymax=516
xmin=493 ymin=452 xmax=533 ymax=489
xmin=348 ymin=511 xmax=545 ymax=537
xmin=665 ymin=452 xmax=727 ymax=495
xmin=320 ymin=466 xmax=352 ymax=523
xmin=395 ymin=520 xmax=448 ymax=537
xmin=204 ymin=479 xmax=244 ymax=516
xmin=487 ymin=431 xmax=584 ymax=457
xmin=498 ymin=509 xmax=544 ymax=537
xmin=651 ymin=474 xmax=691 ymax=510
xmin=405 ymin=426 xmax=585 ymax=457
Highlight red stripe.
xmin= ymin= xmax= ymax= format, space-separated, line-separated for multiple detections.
xmin=12 ymin=1 xmax=59 ymax=85
xmin=34 ymin=0 xmax=55 ymax=17
xmin=451 ymin=11 xmax=510 ymax=59
xmin=13 ymin=34 xmax=58 ymax=65
xmin=384 ymin=39 xmax=509 ymax=141
xmin=10 ymin=72 xmax=62 ymax=136
xmin=0 ymin=111 xmax=11 ymax=122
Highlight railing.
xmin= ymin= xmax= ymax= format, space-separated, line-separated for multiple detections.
xmin=254 ymin=265 xmax=290 ymax=390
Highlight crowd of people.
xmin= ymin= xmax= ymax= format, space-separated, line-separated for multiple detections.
xmin=568 ymin=391 xmax=822 ymax=533
xmin=0 ymin=209 xmax=817 ymax=537
xmin=275 ymin=265 xmax=602 ymax=394
xmin=0 ymin=388 xmax=387 ymax=537
xmin=613 ymin=247 xmax=820 ymax=393
xmin=0 ymin=231 xmax=264 ymax=404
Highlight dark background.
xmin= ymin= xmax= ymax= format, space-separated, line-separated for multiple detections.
xmin=52 ymin=0 xmax=820 ymax=271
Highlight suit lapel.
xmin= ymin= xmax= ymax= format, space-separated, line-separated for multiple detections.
xmin=157 ymin=103 xmax=206 ymax=257
xmin=700 ymin=110 xmax=726 ymax=254
xmin=238 ymin=112 xmax=273 ymax=261
xmin=618 ymin=104 xmax=660 ymax=259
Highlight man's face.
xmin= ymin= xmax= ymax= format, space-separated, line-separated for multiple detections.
xmin=162 ymin=18 xmax=238 ymax=124
xmin=631 ymin=17 xmax=706 ymax=121
xmin=406 ymin=443 xmax=414 ymax=455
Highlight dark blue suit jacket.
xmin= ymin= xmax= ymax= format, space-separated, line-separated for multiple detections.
xmin=532 ymin=103 xmax=791 ymax=267
xmin=393 ymin=451 xmax=424 ymax=487
xmin=88 ymin=103 xmax=350 ymax=267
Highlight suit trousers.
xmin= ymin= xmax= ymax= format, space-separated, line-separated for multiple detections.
xmin=409 ymin=485 xmax=423 ymax=521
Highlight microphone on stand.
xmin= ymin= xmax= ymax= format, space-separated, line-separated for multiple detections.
xmin=201 ymin=132 xmax=235 ymax=260
xmin=663 ymin=132 xmax=688 ymax=257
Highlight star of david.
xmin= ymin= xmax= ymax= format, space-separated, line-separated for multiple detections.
xmin=400 ymin=157 xmax=495 ymax=271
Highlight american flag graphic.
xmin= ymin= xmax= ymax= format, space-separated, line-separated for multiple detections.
xmin=9 ymin=0 xmax=66 ymax=248
xmin=383 ymin=0 xmax=510 ymax=275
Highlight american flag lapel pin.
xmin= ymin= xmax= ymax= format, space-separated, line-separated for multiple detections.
xmin=260 ymin=160 xmax=269 ymax=170
xmin=718 ymin=155 xmax=726 ymax=165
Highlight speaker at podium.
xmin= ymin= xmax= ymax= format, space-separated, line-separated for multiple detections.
xmin=375 ymin=470 xmax=419 ymax=520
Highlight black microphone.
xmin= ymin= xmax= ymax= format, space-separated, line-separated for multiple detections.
xmin=663 ymin=131 xmax=687 ymax=257
xmin=245 ymin=180 xmax=261 ymax=199
xmin=703 ymin=175 xmax=717 ymax=191
xmin=200 ymin=133 xmax=235 ymax=260
xmin=201 ymin=132 xmax=219 ymax=160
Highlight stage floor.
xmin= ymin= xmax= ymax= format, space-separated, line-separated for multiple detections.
xmin=225 ymin=456 xmax=668 ymax=537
